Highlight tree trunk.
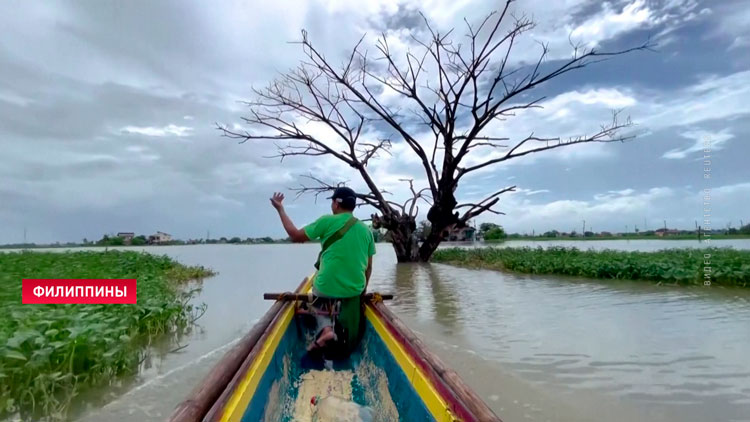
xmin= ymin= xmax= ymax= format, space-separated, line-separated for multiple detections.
xmin=373 ymin=201 xmax=455 ymax=262
xmin=417 ymin=230 xmax=444 ymax=261
xmin=389 ymin=222 xmax=420 ymax=262
xmin=387 ymin=220 xmax=447 ymax=262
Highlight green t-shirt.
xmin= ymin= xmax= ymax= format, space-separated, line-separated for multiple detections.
xmin=304 ymin=212 xmax=375 ymax=298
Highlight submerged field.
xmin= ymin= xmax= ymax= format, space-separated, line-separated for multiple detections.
xmin=0 ymin=250 xmax=214 ymax=421
xmin=432 ymin=247 xmax=750 ymax=287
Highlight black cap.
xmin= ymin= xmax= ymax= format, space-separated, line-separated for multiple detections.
xmin=327 ymin=187 xmax=357 ymax=202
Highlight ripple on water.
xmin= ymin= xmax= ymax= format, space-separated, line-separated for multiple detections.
xmin=391 ymin=249 xmax=750 ymax=421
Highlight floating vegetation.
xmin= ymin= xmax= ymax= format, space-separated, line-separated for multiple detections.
xmin=0 ymin=250 xmax=215 ymax=421
xmin=433 ymin=247 xmax=750 ymax=287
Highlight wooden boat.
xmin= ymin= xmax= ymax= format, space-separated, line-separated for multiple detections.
xmin=169 ymin=275 xmax=501 ymax=422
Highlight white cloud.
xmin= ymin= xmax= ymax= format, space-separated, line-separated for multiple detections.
xmin=592 ymin=187 xmax=673 ymax=205
xmin=609 ymin=188 xmax=635 ymax=196
xmin=120 ymin=124 xmax=193 ymax=137
xmin=525 ymin=189 xmax=550 ymax=196
xmin=460 ymin=69 xmax=749 ymax=167
xmin=712 ymin=182 xmax=750 ymax=196
xmin=0 ymin=90 xmax=32 ymax=106
xmin=714 ymin=2 xmax=750 ymax=40
xmin=634 ymin=71 xmax=750 ymax=134
xmin=475 ymin=182 xmax=750 ymax=234
xmin=728 ymin=35 xmax=750 ymax=51
xmin=663 ymin=129 xmax=733 ymax=159
xmin=483 ymin=186 xmax=680 ymax=233
xmin=458 ymin=88 xmax=639 ymax=169
xmin=570 ymin=0 xmax=653 ymax=46
xmin=126 ymin=145 xmax=147 ymax=153
xmin=545 ymin=89 xmax=638 ymax=109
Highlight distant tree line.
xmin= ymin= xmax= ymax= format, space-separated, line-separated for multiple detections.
xmin=96 ymin=234 xmax=148 ymax=246
xmin=93 ymin=235 xmax=289 ymax=246
xmin=2 ymin=223 xmax=748 ymax=249
xmin=371 ymin=221 xmax=506 ymax=243
xmin=206 ymin=237 xmax=280 ymax=244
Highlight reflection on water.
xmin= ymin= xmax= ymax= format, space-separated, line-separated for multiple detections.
xmin=389 ymin=264 xmax=461 ymax=329
xmin=377 ymin=255 xmax=750 ymax=422
xmin=61 ymin=241 xmax=750 ymax=422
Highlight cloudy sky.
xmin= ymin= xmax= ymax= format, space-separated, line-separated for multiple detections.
xmin=1 ymin=0 xmax=748 ymax=243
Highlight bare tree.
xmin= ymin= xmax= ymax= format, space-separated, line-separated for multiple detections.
xmin=221 ymin=1 xmax=651 ymax=262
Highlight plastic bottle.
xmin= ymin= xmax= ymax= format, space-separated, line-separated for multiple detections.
xmin=310 ymin=395 xmax=374 ymax=422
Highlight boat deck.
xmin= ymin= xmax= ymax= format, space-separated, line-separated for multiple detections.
xmin=238 ymin=317 xmax=429 ymax=421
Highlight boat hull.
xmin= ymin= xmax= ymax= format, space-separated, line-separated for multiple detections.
xmin=170 ymin=276 xmax=501 ymax=422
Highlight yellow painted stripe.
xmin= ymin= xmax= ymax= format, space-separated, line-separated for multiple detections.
xmin=219 ymin=276 xmax=313 ymax=422
xmin=365 ymin=306 xmax=459 ymax=422
xmin=218 ymin=274 xmax=458 ymax=422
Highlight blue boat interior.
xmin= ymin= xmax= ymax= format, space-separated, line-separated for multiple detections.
xmin=239 ymin=316 xmax=433 ymax=422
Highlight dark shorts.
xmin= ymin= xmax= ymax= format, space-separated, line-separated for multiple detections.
xmin=310 ymin=287 xmax=363 ymax=357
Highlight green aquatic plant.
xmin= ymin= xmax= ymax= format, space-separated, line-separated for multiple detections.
xmin=433 ymin=247 xmax=750 ymax=287
xmin=0 ymin=250 xmax=214 ymax=420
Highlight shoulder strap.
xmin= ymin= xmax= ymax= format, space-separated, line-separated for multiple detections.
xmin=315 ymin=216 xmax=358 ymax=270
xmin=321 ymin=216 xmax=358 ymax=253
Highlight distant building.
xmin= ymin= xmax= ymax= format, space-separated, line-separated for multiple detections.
xmin=600 ymin=231 xmax=613 ymax=237
xmin=117 ymin=232 xmax=135 ymax=245
xmin=444 ymin=225 xmax=476 ymax=242
xmin=148 ymin=231 xmax=172 ymax=244
xmin=655 ymin=228 xmax=680 ymax=237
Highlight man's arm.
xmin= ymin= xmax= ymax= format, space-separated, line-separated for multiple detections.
xmin=364 ymin=255 xmax=373 ymax=291
xmin=364 ymin=233 xmax=375 ymax=293
xmin=270 ymin=192 xmax=309 ymax=243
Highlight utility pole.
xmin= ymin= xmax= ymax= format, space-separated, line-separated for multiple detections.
xmin=663 ymin=220 xmax=667 ymax=230
xmin=644 ymin=218 xmax=647 ymax=231
xmin=23 ymin=227 xmax=27 ymax=243
xmin=582 ymin=220 xmax=586 ymax=236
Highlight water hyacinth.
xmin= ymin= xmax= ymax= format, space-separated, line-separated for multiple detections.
xmin=432 ymin=247 xmax=750 ymax=287
xmin=0 ymin=250 xmax=215 ymax=421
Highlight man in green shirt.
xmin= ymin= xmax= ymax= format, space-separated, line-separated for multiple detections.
xmin=270 ymin=187 xmax=375 ymax=354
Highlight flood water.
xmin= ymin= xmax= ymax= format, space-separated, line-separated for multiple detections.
xmin=65 ymin=240 xmax=750 ymax=422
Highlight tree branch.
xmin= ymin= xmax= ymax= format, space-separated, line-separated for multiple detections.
xmin=457 ymin=185 xmax=516 ymax=223
xmin=458 ymin=110 xmax=634 ymax=177
xmin=225 ymin=5 xmax=651 ymax=245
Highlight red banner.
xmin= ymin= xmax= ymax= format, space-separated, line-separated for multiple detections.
xmin=22 ymin=279 xmax=137 ymax=304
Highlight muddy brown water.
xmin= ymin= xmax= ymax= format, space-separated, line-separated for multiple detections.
xmin=33 ymin=240 xmax=748 ymax=422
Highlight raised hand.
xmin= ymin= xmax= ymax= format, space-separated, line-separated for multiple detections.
xmin=270 ymin=192 xmax=285 ymax=211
